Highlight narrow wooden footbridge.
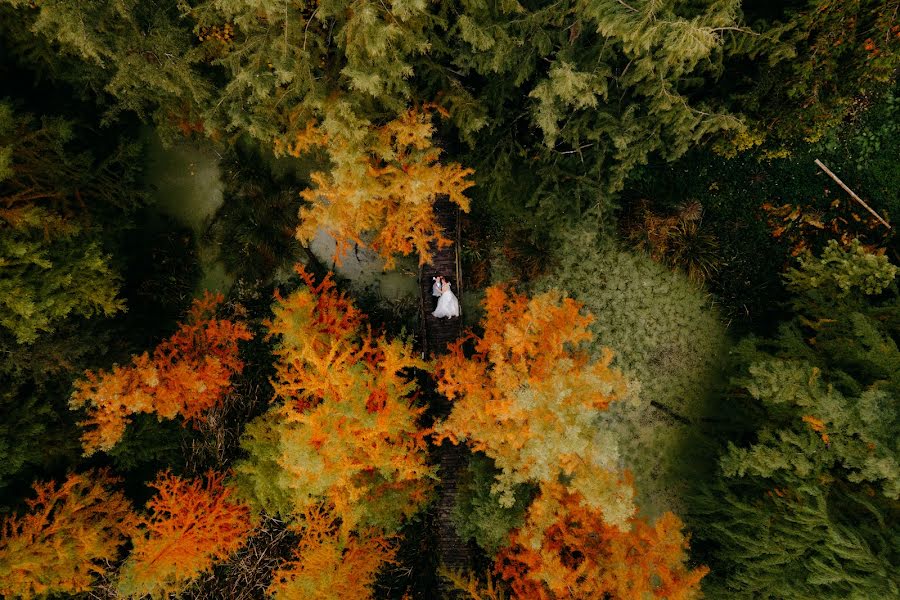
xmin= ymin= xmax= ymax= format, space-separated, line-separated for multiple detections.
xmin=419 ymin=195 xmax=464 ymax=357
xmin=418 ymin=195 xmax=471 ymax=595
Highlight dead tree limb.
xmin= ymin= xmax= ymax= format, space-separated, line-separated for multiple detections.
xmin=814 ymin=159 xmax=891 ymax=229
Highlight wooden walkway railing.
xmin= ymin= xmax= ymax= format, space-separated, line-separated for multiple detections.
xmin=418 ymin=196 xmax=470 ymax=596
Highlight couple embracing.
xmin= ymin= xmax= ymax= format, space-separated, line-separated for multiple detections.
xmin=431 ymin=275 xmax=460 ymax=319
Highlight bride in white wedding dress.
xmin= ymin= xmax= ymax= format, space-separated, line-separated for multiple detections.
xmin=432 ymin=276 xmax=460 ymax=319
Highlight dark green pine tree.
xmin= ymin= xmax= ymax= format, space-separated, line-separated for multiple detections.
xmin=721 ymin=0 xmax=900 ymax=146
xmin=0 ymin=103 xmax=126 ymax=345
xmin=1 ymin=0 xmax=210 ymax=134
xmin=432 ymin=0 xmax=751 ymax=224
xmin=692 ymin=240 xmax=900 ymax=599
xmin=451 ymin=453 xmax=537 ymax=556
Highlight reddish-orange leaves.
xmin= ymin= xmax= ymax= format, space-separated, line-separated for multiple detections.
xmin=761 ymin=199 xmax=891 ymax=257
xmin=70 ymin=292 xmax=252 ymax=454
xmin=257 ymin=266 xmax=434 ymax=533
xmin=480 ymin=285 xmax=596 ymax=382
xmin=268 ymin=505 xmax=396 ymax=599
xmin=436 ymin=288 xmax=706 ymax=597
xmin=802 ymin=414 xmax=831 ymax=444
xmin=436 ymin=286 xmax=605 ymax=404
xmin=118 ymin=470 xmax=255 ymax=597
xmin=495 ymin=483 xmax=708 ymax=600
xmin=266 ymin=266 xmax=364 ymax=412
xmin=289 ymin=107 xmax=475 ymax=268
xmin=0 ymin=471 xmax=136 ymax=599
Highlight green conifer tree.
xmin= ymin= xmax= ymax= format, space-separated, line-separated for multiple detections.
xmin=0 ymin=103 xmax=125 ymax=344
xmin=184 ymin=0 xmax=435 ymax=145
xmin=2 ymin=0 xmax=209 ymax=132
xmin=692 ymin=240 xmax=900 ymax=598
xmin=440 ymin=0 xmax=748 ymax=222
xmin=723 ymin=0 xmax=900 ymax=145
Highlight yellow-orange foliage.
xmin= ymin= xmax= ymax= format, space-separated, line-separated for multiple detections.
xmin=268 ymin=505 xmax=396 ymax=599
xmin=495 ymin=482 xmax=708 ymax=600
xmin=267 ymin=266 xmax=365 ymax=412
xmin=254 ymin=266 xmax=434 ymax=532
xmin=70 ymin=292 xmax=252 ymax=454
xmin=0 ymin=471 xmax=136 ymax=599
xmin=118 ymin=470 xmax=255 ymax=598
xmin=285 ymin=107 xmax=474 ymax=268
xmin=434 ymin=286 xmax=633 ymax=525
xmin=802 ymin=414 xmax=831 ymax=444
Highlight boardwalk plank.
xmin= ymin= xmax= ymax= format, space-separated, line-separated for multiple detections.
xmin=419 ymin=196 xmax=470 ymax=597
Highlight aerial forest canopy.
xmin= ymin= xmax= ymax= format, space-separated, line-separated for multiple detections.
xmin=0 ymin=0 xmax=898 ymax=598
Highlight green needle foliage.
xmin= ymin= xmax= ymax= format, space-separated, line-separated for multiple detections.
xmin=2 ymin=0 xmax=209 ymax=130
xmin=725 ymin=0 xmax=900 ymax=146
xmin=186 ymin=0 xmax=436 ymax=144
xmin=5 ymin=0 xmax=894 ymax=228
xmin=692 ymin=240 xmax=900 ymax=599
xmin=451 ymin=453 xmax=537 ymax=556
xmin=447 ymin=0 xmax=749 ymax=224
xmin=785 ymin=239 xmax=897 ymax=302
xmin=0 ymin=104 xmax=125 ymax=344
xmin=0 ymin=206 xmax=124 ymax=344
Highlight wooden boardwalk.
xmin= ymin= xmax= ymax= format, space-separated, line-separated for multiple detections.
xmin=419 ymin=196 xmax=464 ymax=357
xmin=418 ymin=196 xmax=470 ymax=596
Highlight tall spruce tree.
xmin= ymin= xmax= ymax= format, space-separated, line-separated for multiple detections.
xmin=436 ymin=0 xmax=749 ymax=223
xmin=721 ymin=0 xmax=900 ymax=146
xmin=692 ymin=240 xmax=900 ymax=598
xmin=1 ymin=0 xmax=209 ymax=132
xmin=0 ymin=103 xmax=127 ymax=344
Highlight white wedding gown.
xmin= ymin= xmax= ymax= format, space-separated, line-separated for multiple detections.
xmin=432 ymin=283 xmax=460 ymax=318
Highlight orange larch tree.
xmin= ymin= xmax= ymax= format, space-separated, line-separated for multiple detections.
xmin=0 ymin=471 xmax=136 ymax=599
xmin=267 ymin=505 xmax=396 ymax=599
xmin=280 ymin=106 xmax=475 ymax=268
xmin=495 ymin=482 xmax=708 ymax=600
xmin=234 ymin=266 xmax=433 ymax=596
xmin=266 ymin=265 xmax=365 ymax=413
xmin=433 ymin=286 xmax=634 ymax=526
xmin=235 ymin=266 xmax=435 ymax=535
xmin=117 ymin=470 xmax=255 ymax=598
xmin=436 ymin=287 xmax=708 ymax=598
xmin=69 ymin=292 xmax=253 ymax=455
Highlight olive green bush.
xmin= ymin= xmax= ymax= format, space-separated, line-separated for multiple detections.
xmin=451 ymin=454 xmax=536 ymax=556
xmin=535 ymin=228 xmax=729 ymax=516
